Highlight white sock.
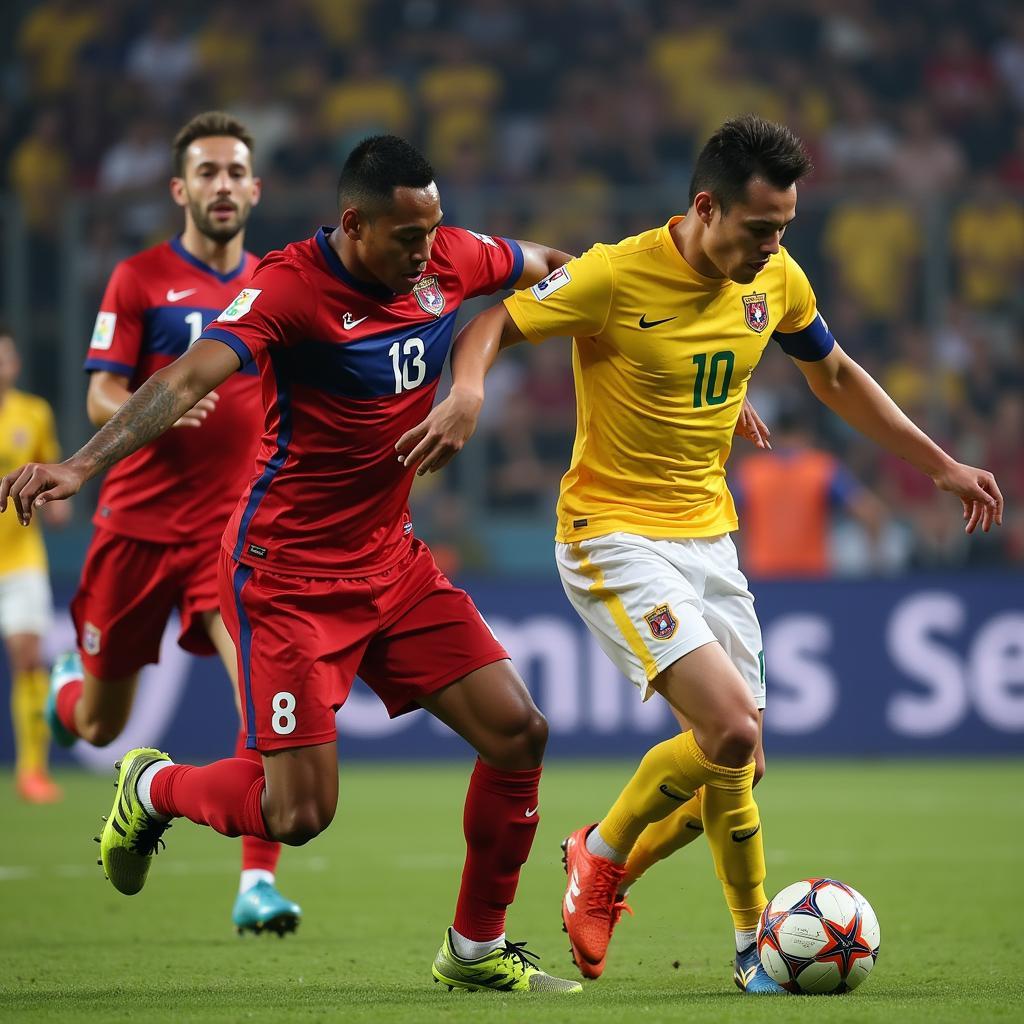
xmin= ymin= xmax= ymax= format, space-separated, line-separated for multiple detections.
xmin=586 ymin=825 xmax=627 ymax=864
xmin=239 ymin=869 xmax=274 ymax=894
xmin=136 ymin=760 xmax=173 ymax=821
xmin=450 ymin=927 xmax=505 ymax=960
xmin=735 ymin=927 xmax=757 ymax=952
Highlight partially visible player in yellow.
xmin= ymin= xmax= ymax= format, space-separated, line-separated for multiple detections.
xmin=397 ymin=115 xmax=1003 ymax=994
xmin=0 ymin=328 xmax=71 ymax=802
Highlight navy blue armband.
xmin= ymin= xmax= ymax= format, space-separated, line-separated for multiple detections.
xmin=773 ymin=312 xmax=835 ymax=361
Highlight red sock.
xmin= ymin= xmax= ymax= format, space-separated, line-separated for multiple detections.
xmin=453 ymin=759 xmax=542 ymax=941
xmin=150 ymin=758 xmax=272 ymax=841
xmin=234 ymin=728 xmax=281 ymax=874
xmin=55 ymin=679 xmax=83 ymax=738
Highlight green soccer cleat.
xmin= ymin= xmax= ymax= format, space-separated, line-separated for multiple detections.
xmin=232 ymin=880 xmax=302 ymax=937
xmin=96 ymin=747 xmax=172 ymax=896
xmin=432 ymin=928 xmax=583 ymax=993
xmin=46 ymin=651 xmax=82 ymax=748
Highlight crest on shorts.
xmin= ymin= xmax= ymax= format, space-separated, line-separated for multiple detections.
xmin=82 ymin=621 xmax=102 ymax=656
xmin=742 ymin=292 xmax=769 ymax=333
xmin=644 ymin=604 xmax=678 ymax=640
xmin=413 ymin=275 xmax=445 ymax=317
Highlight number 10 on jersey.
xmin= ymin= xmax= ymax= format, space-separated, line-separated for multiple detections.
xmin=692 ymin=350 xmax=735 ymax=408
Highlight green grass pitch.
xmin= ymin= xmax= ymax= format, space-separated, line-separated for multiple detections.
xmin=1 ymin=759 xmax=1020 ymax=1022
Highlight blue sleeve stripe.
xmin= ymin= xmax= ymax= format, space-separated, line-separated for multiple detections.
xmin=84 ymin=358 xmax=135 ymax=376
xmin=201 ymin=326 xmax=253 ymax=368
xmin=501 ymin=238 xmax=525 ymax=289
xmin=774 ymin=313 xmax=835 ymax=361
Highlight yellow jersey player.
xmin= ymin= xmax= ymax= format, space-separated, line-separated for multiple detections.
xmin=396 ymin=115 xmax=1003 ymax=994
xmin=0 ymin=328 xmax=70 ymax=802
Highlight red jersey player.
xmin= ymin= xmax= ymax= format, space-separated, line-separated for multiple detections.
xmin=44 ymin=112 xmax=301 ymax=936
xmin=2 ymin=135 xmax=583 ymax=993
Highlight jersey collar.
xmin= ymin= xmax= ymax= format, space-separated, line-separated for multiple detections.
xmin=314 ymin=226 xmax=395 ymax=300
xmin=169 ymin=236 xmax=248 ymax=283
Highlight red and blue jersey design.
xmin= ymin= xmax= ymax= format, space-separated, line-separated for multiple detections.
xmin=84 ymin=238 xmax=263 ymax=543
xmin=202 ymin=225 xmax=524 ymax=577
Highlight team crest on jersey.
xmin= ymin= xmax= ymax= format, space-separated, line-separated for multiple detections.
xmin=742 ymin=292 xmax=769 ymax=333
xmin=413 ymin=275 xmax=445 ymax=317
xmin=644 ymin=604 xmax=678 ymax=640
xmin=82 ymin=622 xmax=102 ymax=656
xmin=217 ymin=288 xmax=262 ymax=322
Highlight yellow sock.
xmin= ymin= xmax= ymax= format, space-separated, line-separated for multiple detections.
xmin=12 ymin=667 xmax=50 ymax=777
xmin=622 ymin=789 xmax=704 ymax=888
xmin=691 ymin=742 xmax=767 ymax=930
xmin=597 ymin=732 xmax=707 ymax=856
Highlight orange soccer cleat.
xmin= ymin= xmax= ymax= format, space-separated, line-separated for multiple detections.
xmin=16 ymin=770 xmax=63 ymax=804
xmin=560 ymin=824 xmax=629 ymax=979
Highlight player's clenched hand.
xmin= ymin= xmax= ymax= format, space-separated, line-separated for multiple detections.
xmin=0 ymin=461 xmax=85 ymax=527
xmin=735 ymin=397 xmax=772 ymax=449
xmin=395 ymin=386 xmax=483 ymax=476
xmin=172 ymin=390 xmax=219 ymax=428
xmin=931 ymin=461 xmax=1004 ymax=534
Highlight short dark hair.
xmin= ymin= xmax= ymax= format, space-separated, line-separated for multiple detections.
xmin=688 ymin=115 xmax=812 ymax=211
xmin=337 ymin=135 xmax=435 ymax=215
xmin=172 ymin=111 xmax=254 ymax=176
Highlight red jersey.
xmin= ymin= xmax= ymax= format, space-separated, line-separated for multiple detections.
xmin=85 ymin=238 xmax=264 ymax=544
xmin=202 ymin=225 xmax=524 ymax=577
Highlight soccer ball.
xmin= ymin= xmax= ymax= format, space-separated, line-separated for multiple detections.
xmin=756 ymin=878 xmax=880 ymax=994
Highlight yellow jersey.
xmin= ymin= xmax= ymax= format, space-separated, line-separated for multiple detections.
xmin=0 ymin=389 xmax=60 ymax=575
xmin=504 ymin=217 xmax=818 ymax=542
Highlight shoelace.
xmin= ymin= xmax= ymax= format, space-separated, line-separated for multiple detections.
xmin=586 ymin=861 xmax=625 ymax=919
xmin=131 ymin=818 xmax=171 ymax=857
xmin=610 ymin=897 xmax=634 ymax=927
xmin=500 ymin=940 xmax=541 ymax=976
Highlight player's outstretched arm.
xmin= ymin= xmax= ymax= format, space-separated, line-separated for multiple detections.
xmin=794 ymin=342 xmax=1003 ymax=534
xmin=513 ymin=241 xmax=573 ymax=288
xmin=396 ymin=303 xmax=527 ymax=475
xmin=0 ymin=340 xmax=240 ymax=526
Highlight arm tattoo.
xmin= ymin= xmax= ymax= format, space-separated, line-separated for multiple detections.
xmin=74 ymin=376 xmax=183 ymax=478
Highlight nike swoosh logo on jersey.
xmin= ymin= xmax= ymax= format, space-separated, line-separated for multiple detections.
xmin=166 ymin=288 xmax=198 ymax=302
xmin=343 ymin=313 xmax=368 ymax=329
xmin=638 ymin=314 xmax=677 ymax=329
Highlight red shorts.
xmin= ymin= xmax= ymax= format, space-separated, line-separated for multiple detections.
xmin=219 ymin=539 xmax=509 ymax=752
xmin=71 ymin=527 xmax=220 ymax=678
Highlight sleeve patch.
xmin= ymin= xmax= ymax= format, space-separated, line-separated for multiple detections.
xmin=467 ymin=229 xmax=497 ymax=247
xmin=531 ymin=266 xmax=571 ymax=301
xmin=217 ymin=288 xmax=262 ymax=322
xmin=90 ymin=311 xmax=116 ymax=350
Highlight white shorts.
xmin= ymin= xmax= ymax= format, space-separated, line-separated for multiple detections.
xmin=556 ymin=532 xmax=765 ymax=708
xmin=0 ymin=569 xmax=54 ymax=639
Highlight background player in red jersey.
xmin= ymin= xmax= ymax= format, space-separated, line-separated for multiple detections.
xmin=0 ymin=135 xmax=586 ymax=993
xmin=43 ymin=111 xmax=301 ymax=936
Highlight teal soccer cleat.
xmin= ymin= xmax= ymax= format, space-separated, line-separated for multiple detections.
xmin=46 ymin=651 xmax=83 ymax=748
xmin=232 ymin=880 xmax=302 ymax=937
xmin=734 ymin=943 xmax=786 ymax=994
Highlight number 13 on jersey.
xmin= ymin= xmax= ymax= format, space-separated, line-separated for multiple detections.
xmin=389 ymin=337 xmax=426 ymax=394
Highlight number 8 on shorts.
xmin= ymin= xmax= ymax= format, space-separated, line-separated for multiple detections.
xmin=271 ymin=692 xmax=297 ymax=735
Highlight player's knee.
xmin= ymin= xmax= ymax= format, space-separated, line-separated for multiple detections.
xmin=77 ymin=718 xmax=123 ymax=748
xmin=753 ymin=753 xmax=766 ymax=787
xmin=710 ymin=710 xmax=759 ymax=768
xmin=271 ymin=803 xmax=334 ymax=847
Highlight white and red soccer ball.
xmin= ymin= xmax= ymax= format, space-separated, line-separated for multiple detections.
xmin=757 ymin=878 xmax=880 ymax=994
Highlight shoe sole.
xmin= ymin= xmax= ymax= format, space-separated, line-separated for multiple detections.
xmin=236 ymin=911 xmax=301 ymax=938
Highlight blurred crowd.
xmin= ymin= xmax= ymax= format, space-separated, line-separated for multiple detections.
xmin=2 ymin=0 xmax=1022 ymax=574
